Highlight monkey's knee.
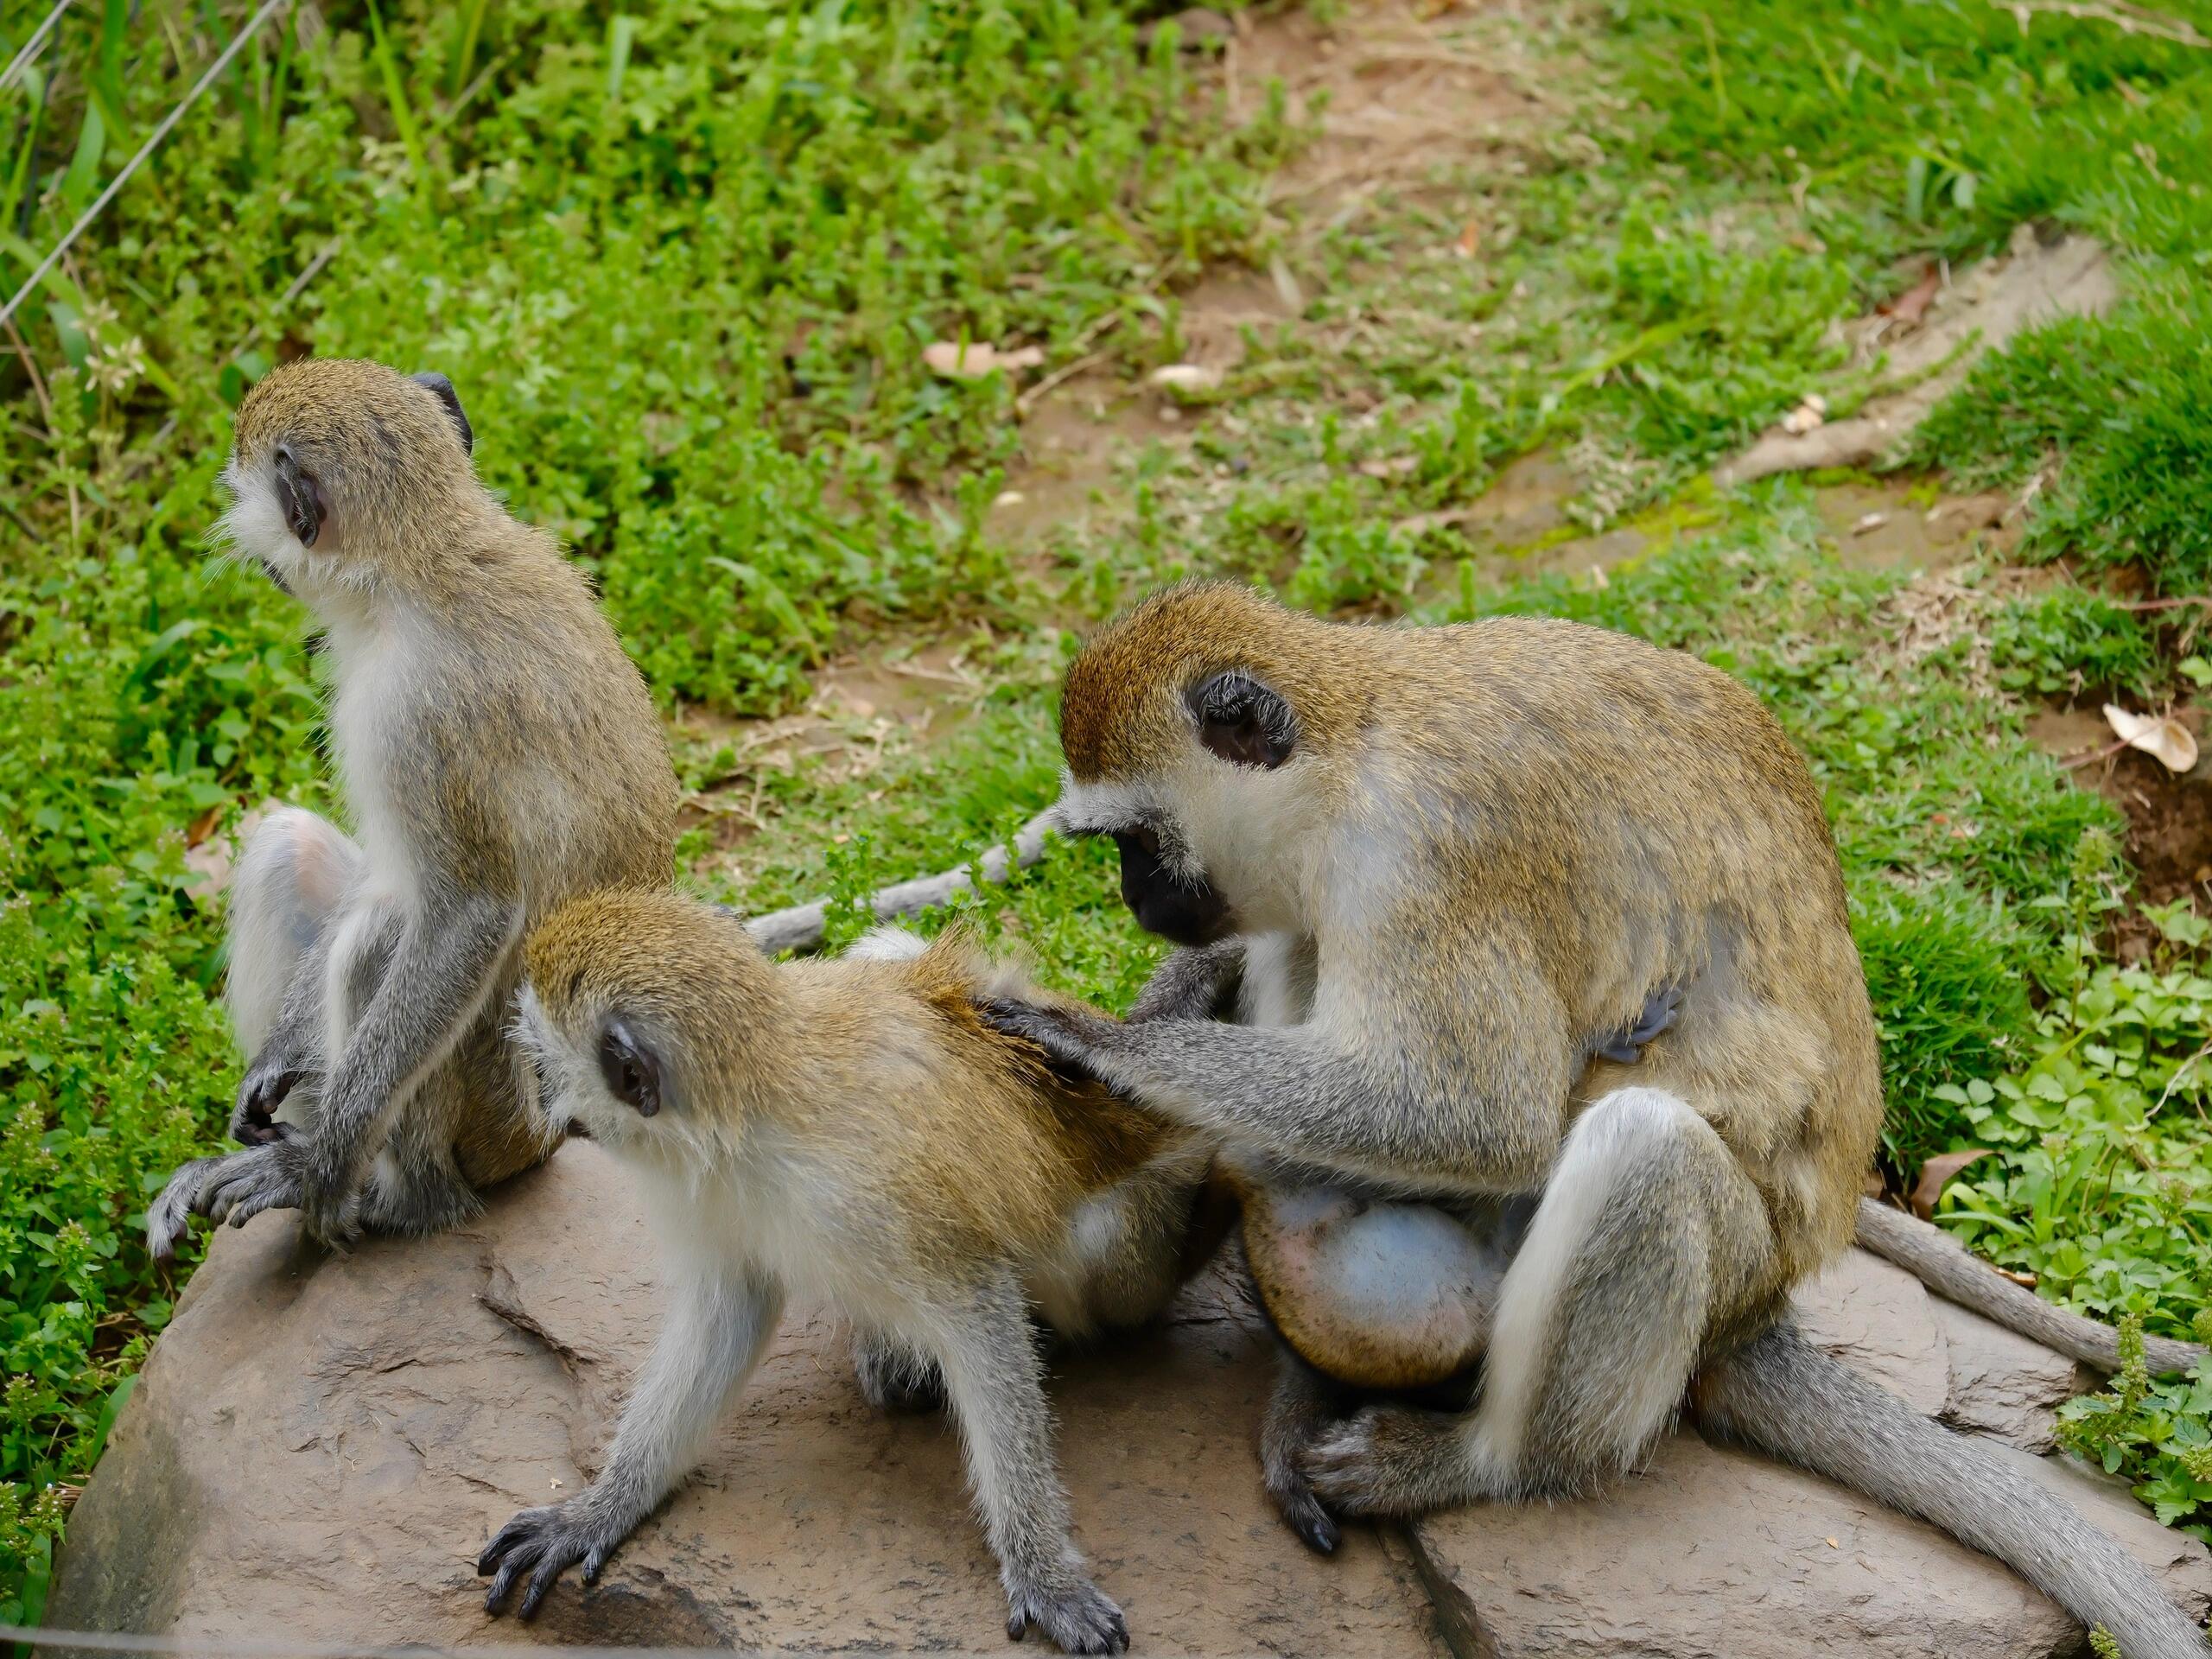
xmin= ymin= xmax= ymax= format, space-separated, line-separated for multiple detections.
xmin=226 ymin=808 xmax=362 ymax=1053
xmin=1472 ymin=1088 xmax=1764 ymax=1495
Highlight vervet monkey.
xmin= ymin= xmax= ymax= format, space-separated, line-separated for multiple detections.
xmin=147 ymin=359 xmax=676 ymax=1255
xmin=477 ymin=893 xmax=1226 ymax=1655
xmin=982 ymin=582 xmax=2209 ymax=1659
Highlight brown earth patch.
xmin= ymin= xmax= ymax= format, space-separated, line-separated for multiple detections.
xmin=1000 ymin=0 xmax=1561 ymax=565
xmin=1815 ymin=481 xmax=2021 ymax=571
xmin=1239 ymin=0 xmax=1558 ymax=212
xmin=670 ymin=639 xmax=992 ymax=855
xmin=2031 ymin=702 xmax=2212 ymax=907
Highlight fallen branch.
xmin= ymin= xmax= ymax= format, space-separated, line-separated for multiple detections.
xmin=743 ymin=810 xmax=1057 ymax=956
xmin=1993 ymin=0 xmax=2209 ymax=48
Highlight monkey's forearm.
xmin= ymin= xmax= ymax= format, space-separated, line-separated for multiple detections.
xmin=1069 ymin=1016 xmax=1557 ymax=1192
xmin=307 ymin=895 xmax=519 ymax=1198
xmin=585 ymin=1268 xmax=783 ymax=1526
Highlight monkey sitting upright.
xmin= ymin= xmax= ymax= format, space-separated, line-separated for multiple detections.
xmin=147 ymin=359 xmax=677 ymax=1255
xmin=477 ymin=892 xmax=1230 ymax=1656
xmin=982 ymin=581 xmax=2210 ymax=1659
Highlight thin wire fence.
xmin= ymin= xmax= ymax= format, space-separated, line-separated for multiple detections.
xmin=0 ymin=0 xmax=73 ymax=92
xmin=0 ymin=0 xmax=291 ymax=330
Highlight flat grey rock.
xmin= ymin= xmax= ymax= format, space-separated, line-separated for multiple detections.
xmin=51 ymin=1147 xmax=2211 ymax=1656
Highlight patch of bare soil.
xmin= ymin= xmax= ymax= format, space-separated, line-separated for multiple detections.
xmin=1236 ymin=0 xmax=1556 ymax=211
xmin=669 ymin=639 xmax=991 ymax=855
xmin=999 ymin=1 xmax=1560 ymax=561
xmin=2031 ymin=702 xmax=2212 ymax=906
xmin=1814 ymin=482 xmax=2021 ymax=571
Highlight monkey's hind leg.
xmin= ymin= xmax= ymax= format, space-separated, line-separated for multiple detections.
xmin=226 ymin=807 xmax=364 ymax=1058
xmin=1303 ymin=1086 xmax=1774 ymax=1516
xmin=353 ymin=1069 xmax=487 ymax=1237
xmin=932 ymin=1273 xmax=1128 ymax=1656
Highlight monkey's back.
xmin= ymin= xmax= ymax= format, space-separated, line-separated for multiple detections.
xmin=1370 ymin=617 xmax=1884 ymax=1288
xmin=786 ymin=938 xmax=1196 ymax=1275
xmin=357 ymin=523 xmax=675 ymax=1191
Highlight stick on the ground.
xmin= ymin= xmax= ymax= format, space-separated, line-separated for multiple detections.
xmin=742 ymin=810 xmax=1058 ymax=956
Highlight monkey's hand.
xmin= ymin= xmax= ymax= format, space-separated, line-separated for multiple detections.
xmin=1591 ymin=983 xmax=1683 ymax=1066
xmin=230 ymin=1054 xmax=306 ymax=1146
xmin=478 ymin=1497 xmax=638 ymax=1619
xmin=1300 ymin=1404 xmax=1464 ymax=1517
xmin=977 ymin=996 xmax=1121 ymax=1076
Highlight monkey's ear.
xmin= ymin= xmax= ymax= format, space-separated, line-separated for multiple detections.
xmin=597 ymin=1018 xmax=664 ymax=1117
xmin=410 ymin=370 xmax=474 ymax=456
xmin=1185 ymin=671 xmax=1298 ymax=770
xmin=272 ymin=445 xmax=327 ymax=548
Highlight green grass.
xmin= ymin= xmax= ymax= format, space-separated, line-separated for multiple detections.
xmin=6 ymin=0 xmax=2212 ymax=1618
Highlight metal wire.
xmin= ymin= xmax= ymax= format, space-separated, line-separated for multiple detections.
xmin=1 ymin=0 xmax=73 ymax=93
xmin=0 ymin=0 xmax=289 ymax=330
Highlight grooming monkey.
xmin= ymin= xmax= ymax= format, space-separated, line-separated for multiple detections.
xmin=478 ymin=893 xmax=1228 ymax=1656
xmin=147 ymin=359 xmax=676 ymax=1255
xmin=983 ymin=581 xmax=2209 ymax=1658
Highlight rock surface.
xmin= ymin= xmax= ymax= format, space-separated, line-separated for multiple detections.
xmin=52 ymin=1144 xmax=2212 ymax=1656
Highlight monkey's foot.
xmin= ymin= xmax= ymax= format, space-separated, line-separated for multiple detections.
xmin=478 ymin=1499 xmax=633 ymax=1620
xmin=1267 ymin=1468 xmax=1341 ymax=1555
xmin=201 ymin=1141 xmax=309 ymax=1231
xmin=851 ymin=1337 xmax=946 ymax=1414
xmin=146 ymin=1155 xmax=224 ymax=1261
xmin=1004 ymin=1573 xmax=1129 ymax=1656
xmin=296 ymin=1143 xmax=367 ymax=1245
xmin=1300 ymin=1405 xmax=1466 ymax=1518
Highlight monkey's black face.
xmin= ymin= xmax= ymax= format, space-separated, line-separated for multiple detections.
xmin=1115 ymin=826 xmax=1234 ymax=947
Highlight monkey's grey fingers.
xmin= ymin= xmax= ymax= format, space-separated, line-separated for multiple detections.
xmin=1627 ymin=984 xmax=1683 ymax=1046
xmin=145 ymin=1158 xmax=219 ymax=1260
xmin=477 ymin=1508 xmax=554 ymax=1578
xmin=1004 ymin=1578 xmax=1128 ymax=1656
xmin=1598 ymin=983 xmax=1684 ymax=1063
xmin=200 ymin=1147 xmax=304 ymax=1228
xmin=1268 ymin=1475 xmax=1340 ymax=1555
xmin=1300 ymin=1406 xmax=1458 ymax=1517
xmin=976 ymin=999 xmax=1106 ymax=1068
xmin=231 ymin=1064 xmax=302 ymax=1144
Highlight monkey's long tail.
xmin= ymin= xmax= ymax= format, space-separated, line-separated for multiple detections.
xmin=1695 ymin=1318 xmax=2210 ymax=1659
xmin=1855 ymin=1198 xmax=2208 ymax=1376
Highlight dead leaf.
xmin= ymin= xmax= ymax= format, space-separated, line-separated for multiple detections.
xmin=186 ymin=805 xmax=222 ymax=849
xmin=1149 ymin=363 xmax=1223 ymax=394
xmin=1454 ymin=219 xmax=1481 ymax=259
xmin=1910 ymin=1148 xmax=1992 ymax=1221
xmin=1881 ymin=262 xmax=1942 ymax=327
xmin=922 ymin=340 xmax=1045 ymax=380
xmin=2102 ymin=703 xmax=2199 ymax=773
xmin=1852 ymin=511 xmax=1888 ymax=536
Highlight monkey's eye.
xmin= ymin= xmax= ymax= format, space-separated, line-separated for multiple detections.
xmin=597 ymin=1020 xmax=662 ymax=1117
